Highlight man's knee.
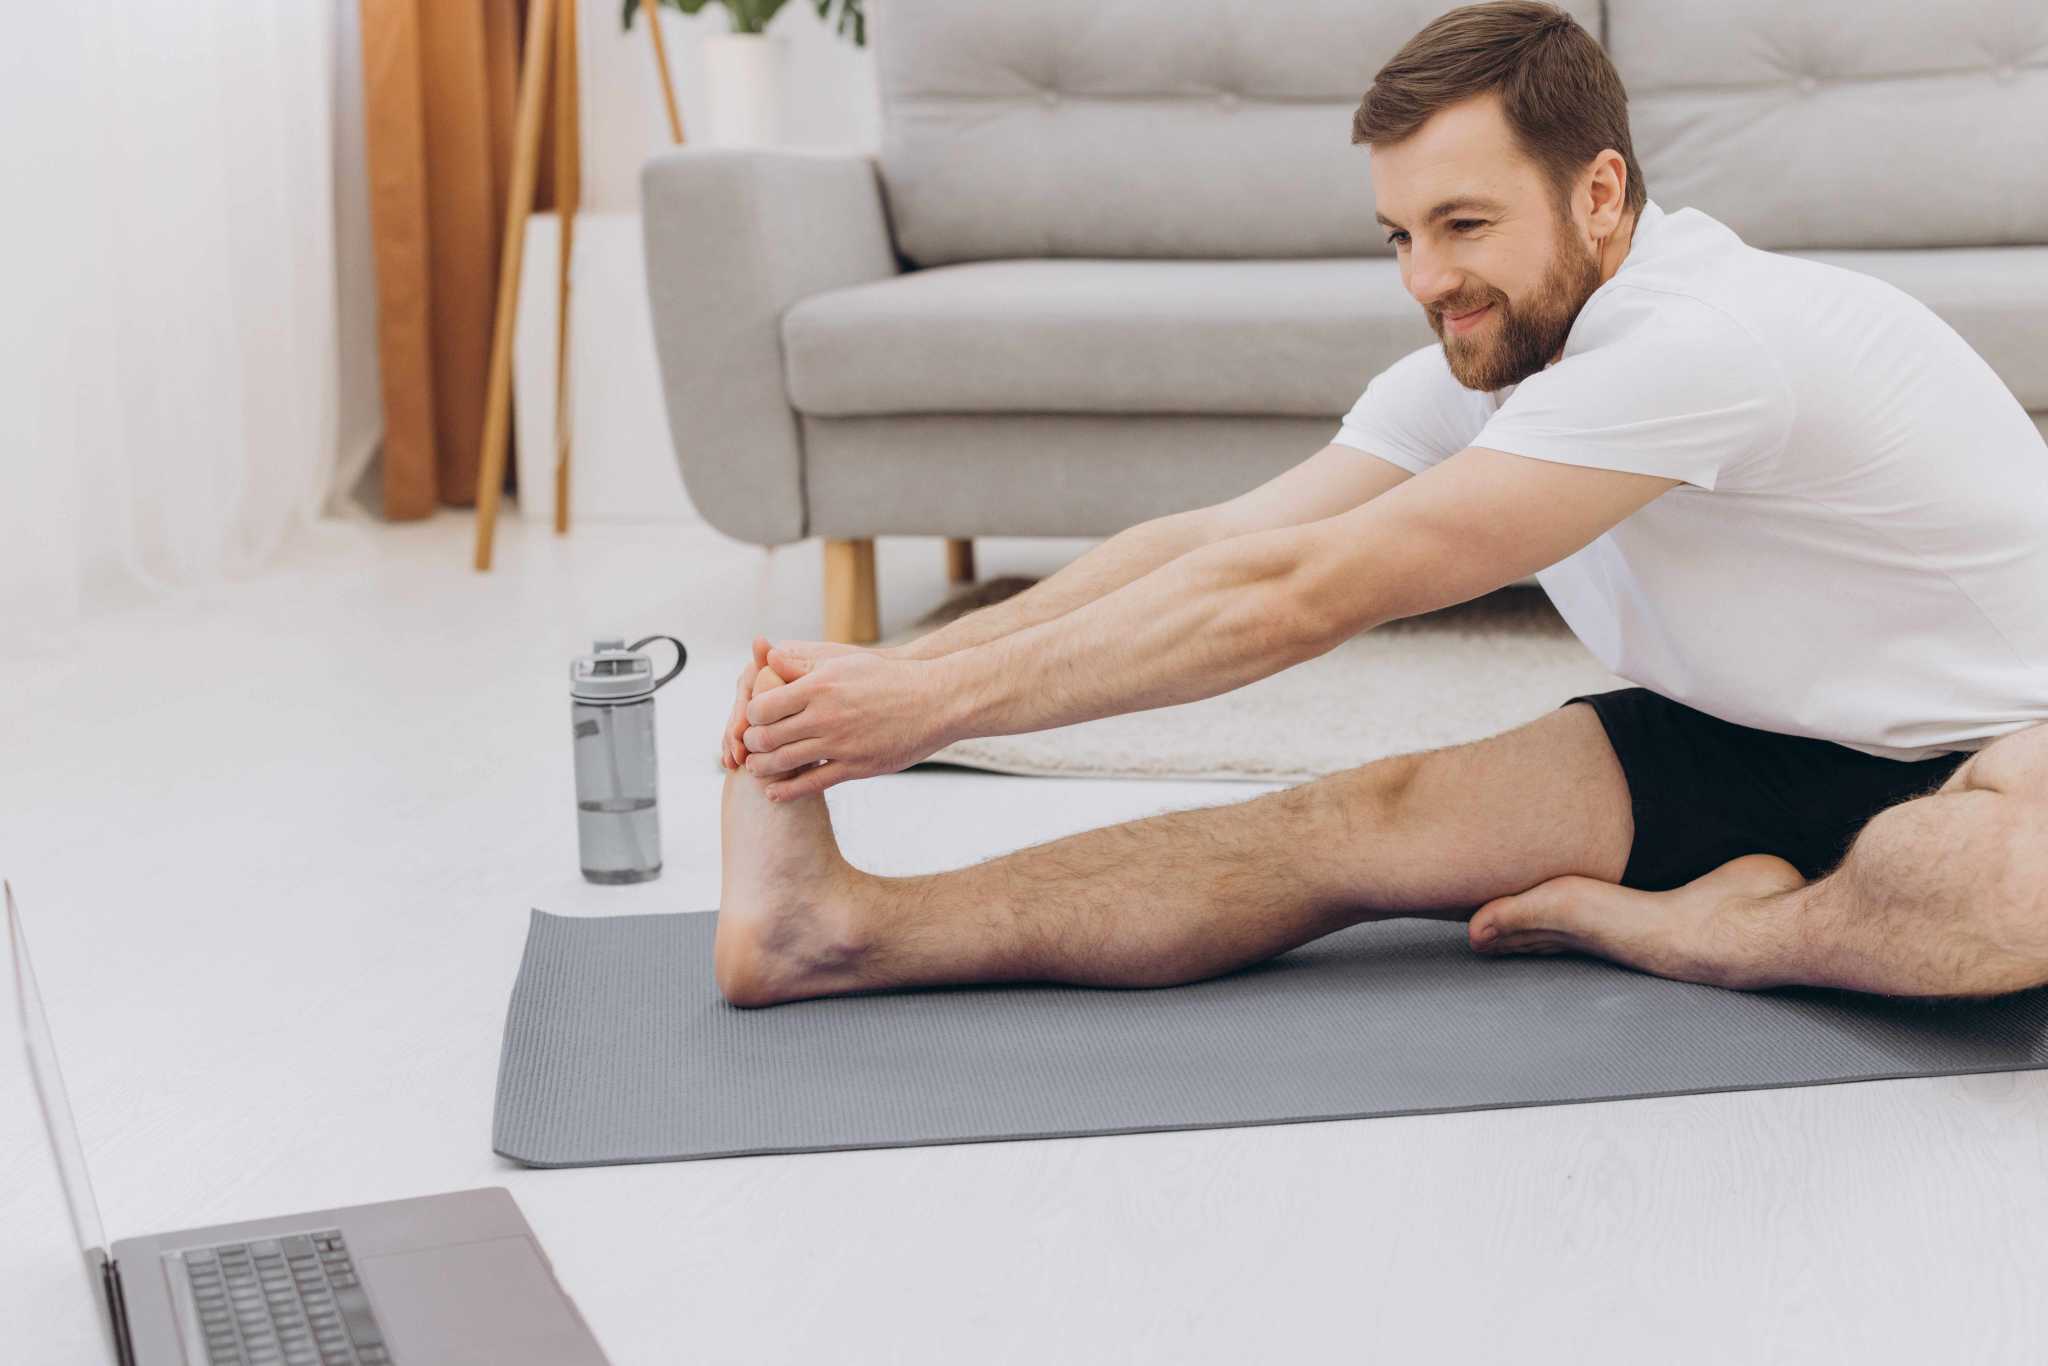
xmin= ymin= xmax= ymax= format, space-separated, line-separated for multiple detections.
xmin=1350 ymin=749 xmax=1431 ymax=821
xmin=1981 ymin=800 xmax=2048 ymax=967
xmin=1837 ymin=788 xmax=2048 ymax=994
xmin=1283 ymin=750 xmax=1427 ymax=832
xmin=1952 ymin=719 xmax=2048 ymax=801
xmin=1924 ymin=722 xmax=2048 ymax=950
xmin=1289 ymin=707 xmax=1626 ymax=865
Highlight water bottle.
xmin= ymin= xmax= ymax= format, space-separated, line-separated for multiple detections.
xmin=571 ymin=635 xmax=686 ymax=884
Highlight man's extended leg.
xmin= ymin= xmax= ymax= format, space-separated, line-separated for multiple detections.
xmin=1470 ymin=721 xmax=2048 ymax=997
xmin=714 ymin=672 xmax=1636 ymax=1008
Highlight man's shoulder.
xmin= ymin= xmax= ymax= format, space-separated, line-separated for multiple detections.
xmin=1555 ymin=281 xmax=1785 ymax=394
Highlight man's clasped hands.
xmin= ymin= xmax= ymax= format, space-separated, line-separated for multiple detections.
xmin=718 ymin=636 xmax=965 ymax=801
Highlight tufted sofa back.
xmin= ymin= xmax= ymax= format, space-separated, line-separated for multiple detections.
xmin=1612 ymin=0 xmax=2047 ymax=251
xmin=873 ymin=0 xmax=2045 ymax=266
xmin=872 ymin=0 xmax=1597 ymax=265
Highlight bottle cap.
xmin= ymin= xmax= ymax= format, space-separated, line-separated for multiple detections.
xmin=571 ymin=641 xmax=656 ymax=701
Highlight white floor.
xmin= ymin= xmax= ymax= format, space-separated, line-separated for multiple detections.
xmin=5 ymin=513 xmax=2045 ymax=1364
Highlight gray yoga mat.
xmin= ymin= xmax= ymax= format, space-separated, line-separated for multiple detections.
xmin=492 ymin=907 xmax=2048 ymax=1167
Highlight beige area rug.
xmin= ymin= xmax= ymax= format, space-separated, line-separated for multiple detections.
xmin=888 ymin=577 xmax=1629 ymax=783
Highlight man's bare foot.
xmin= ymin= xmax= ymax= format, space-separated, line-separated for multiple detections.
xmin=714 ymin=667 xmax=876 ymax=1008
xmin=1466 ymin=853 xmax=1811 ymax=990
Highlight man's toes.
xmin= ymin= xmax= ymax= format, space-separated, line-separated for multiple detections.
xmin=1483 ymin=931 xmax=1576 ymax=956
xmin=1471 ymin=878 xmax=1591 ymax=947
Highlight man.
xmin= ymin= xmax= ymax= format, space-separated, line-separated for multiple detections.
xmin=712 ymin=2 xmax=2048 ymax=1009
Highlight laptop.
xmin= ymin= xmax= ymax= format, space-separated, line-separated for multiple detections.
xmin=8 ymin=880 xmax=612 ymax=1365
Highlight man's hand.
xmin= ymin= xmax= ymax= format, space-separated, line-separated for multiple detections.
xmin=720 ymin=637 xmax=882 ymax=770
xmin=738 ymin=645 xmax=955 ymax=800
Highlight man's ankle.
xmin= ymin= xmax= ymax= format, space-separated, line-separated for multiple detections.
xmin=1716 ymin=878 xmax=1822 ymax=990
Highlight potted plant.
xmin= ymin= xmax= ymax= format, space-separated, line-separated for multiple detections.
xmin=623 ymin=1 xmax=866 ymax=146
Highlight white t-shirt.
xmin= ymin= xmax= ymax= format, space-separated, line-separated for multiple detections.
xmin=1333 ymin=197 xmax=2048 ymax=761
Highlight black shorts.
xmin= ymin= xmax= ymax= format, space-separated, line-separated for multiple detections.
xmin=1561 ymin=687 xmax=1971 ymax=892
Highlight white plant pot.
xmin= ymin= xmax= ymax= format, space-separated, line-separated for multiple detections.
xmin=701 ymin=31 xmax=786 ymax=148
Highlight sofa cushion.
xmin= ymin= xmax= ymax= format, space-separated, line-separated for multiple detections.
xmin=782 ymin=249 xmax=2048 ymax=419
xmin=1612 ymin=0 xmax=2048 ymax=250
xmin=782 ymin=258 xmax=1432 ymax=419
xmin=873 ymin=0 xmax=1602 ymax=266
xmin=874 ymin=0 xmax=2044 ymax=264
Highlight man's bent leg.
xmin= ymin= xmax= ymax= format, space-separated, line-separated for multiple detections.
xmin=715 ymin=700 xmax=1634 ymax=1007
xmin=1471 ymin=721 xmax=2048 ymax=997
xmin=1767 ymin=721 xmax=2048 ymax=997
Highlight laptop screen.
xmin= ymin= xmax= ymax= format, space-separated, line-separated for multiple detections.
xmin=8 ymin=880 xmax=122 ymax=1361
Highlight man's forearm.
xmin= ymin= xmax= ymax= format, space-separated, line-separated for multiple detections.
xmin=931 ymin=524 xmax=1381 ymax=741
xmin=886 ymin=512 xmax=1218 ymax=661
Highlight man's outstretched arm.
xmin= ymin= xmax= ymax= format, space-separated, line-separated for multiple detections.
xmin=722 ymin=444 xmax=1413 ymax=766
xmin=936 ymin=449 xmax=1679 ymax=737
xmin=740 ymin=448 xmax=1680 ymax=798
xmin=887 ymin=444 xmax=1417 ymax=661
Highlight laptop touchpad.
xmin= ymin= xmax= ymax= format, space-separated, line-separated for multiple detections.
xmin=360 ymin=1236 xmax=606 ymax=1365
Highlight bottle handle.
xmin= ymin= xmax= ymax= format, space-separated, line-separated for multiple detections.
xmin=630 ymin=635 xmax=688 ymax=693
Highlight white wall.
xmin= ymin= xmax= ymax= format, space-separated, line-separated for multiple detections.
xmin=580 ymin=0 xmax=882 ymax=209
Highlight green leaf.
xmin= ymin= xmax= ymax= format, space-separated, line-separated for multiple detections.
xmin=813 ymin=0 xmax=866 ymax=46
xmin=621 ymin=0 xmax=720 ymax=31
xmin=622 ymin=0 xmax=863 ymax=46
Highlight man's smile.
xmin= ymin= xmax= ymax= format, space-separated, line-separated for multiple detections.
xmin=1445 ymin=303 xmax=1494 ymax=333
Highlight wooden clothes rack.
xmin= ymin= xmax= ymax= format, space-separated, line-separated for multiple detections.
xmin=474 ymin=0 xmax=687 ymax=571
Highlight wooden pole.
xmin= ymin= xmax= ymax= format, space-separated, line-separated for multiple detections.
xmin=472 ymin=0 xmax=557 ymax=571
xmin=641 ymin=0 xmax=686 ymax=143
xmin=551 ymin=0 xmax=580 ymax=535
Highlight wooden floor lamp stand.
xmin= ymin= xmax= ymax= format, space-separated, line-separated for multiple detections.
xmin=472 ymin=0 xmax=578 ymax=571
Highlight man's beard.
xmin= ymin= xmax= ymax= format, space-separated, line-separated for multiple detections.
xmin=1434 ymin=217 xmax=1604 ymax=392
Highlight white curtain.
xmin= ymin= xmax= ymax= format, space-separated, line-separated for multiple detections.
xmin=0 ymin=1 xmax=381 ymax=643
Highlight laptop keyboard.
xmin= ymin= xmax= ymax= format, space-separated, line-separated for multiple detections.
xmin=181 ymin=1230 xmax=392 ymax=1366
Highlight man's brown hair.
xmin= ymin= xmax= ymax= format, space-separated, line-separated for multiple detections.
xmin=1352 ymin=1 xmax=1647 ymax=225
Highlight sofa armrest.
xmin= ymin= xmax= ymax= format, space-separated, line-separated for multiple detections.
xmin=640 ymin=148 xmax=898 ymax=545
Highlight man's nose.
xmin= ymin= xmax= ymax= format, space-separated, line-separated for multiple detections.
xmin=1405 ymin=252 xmax=1464 ymax=312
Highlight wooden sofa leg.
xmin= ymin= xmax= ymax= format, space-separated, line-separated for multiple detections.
xmin=823 ymin=538 xmax=879 ymax=644
xmin=945 ymin=537 xmax=976 ymax=584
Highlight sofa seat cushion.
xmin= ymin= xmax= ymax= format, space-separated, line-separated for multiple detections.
xmin=782 ymin=258 xmax=1429 ymax=419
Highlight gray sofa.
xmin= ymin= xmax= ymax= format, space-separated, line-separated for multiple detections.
xmin=642 ymin=0 xmax=2048 ymax=642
